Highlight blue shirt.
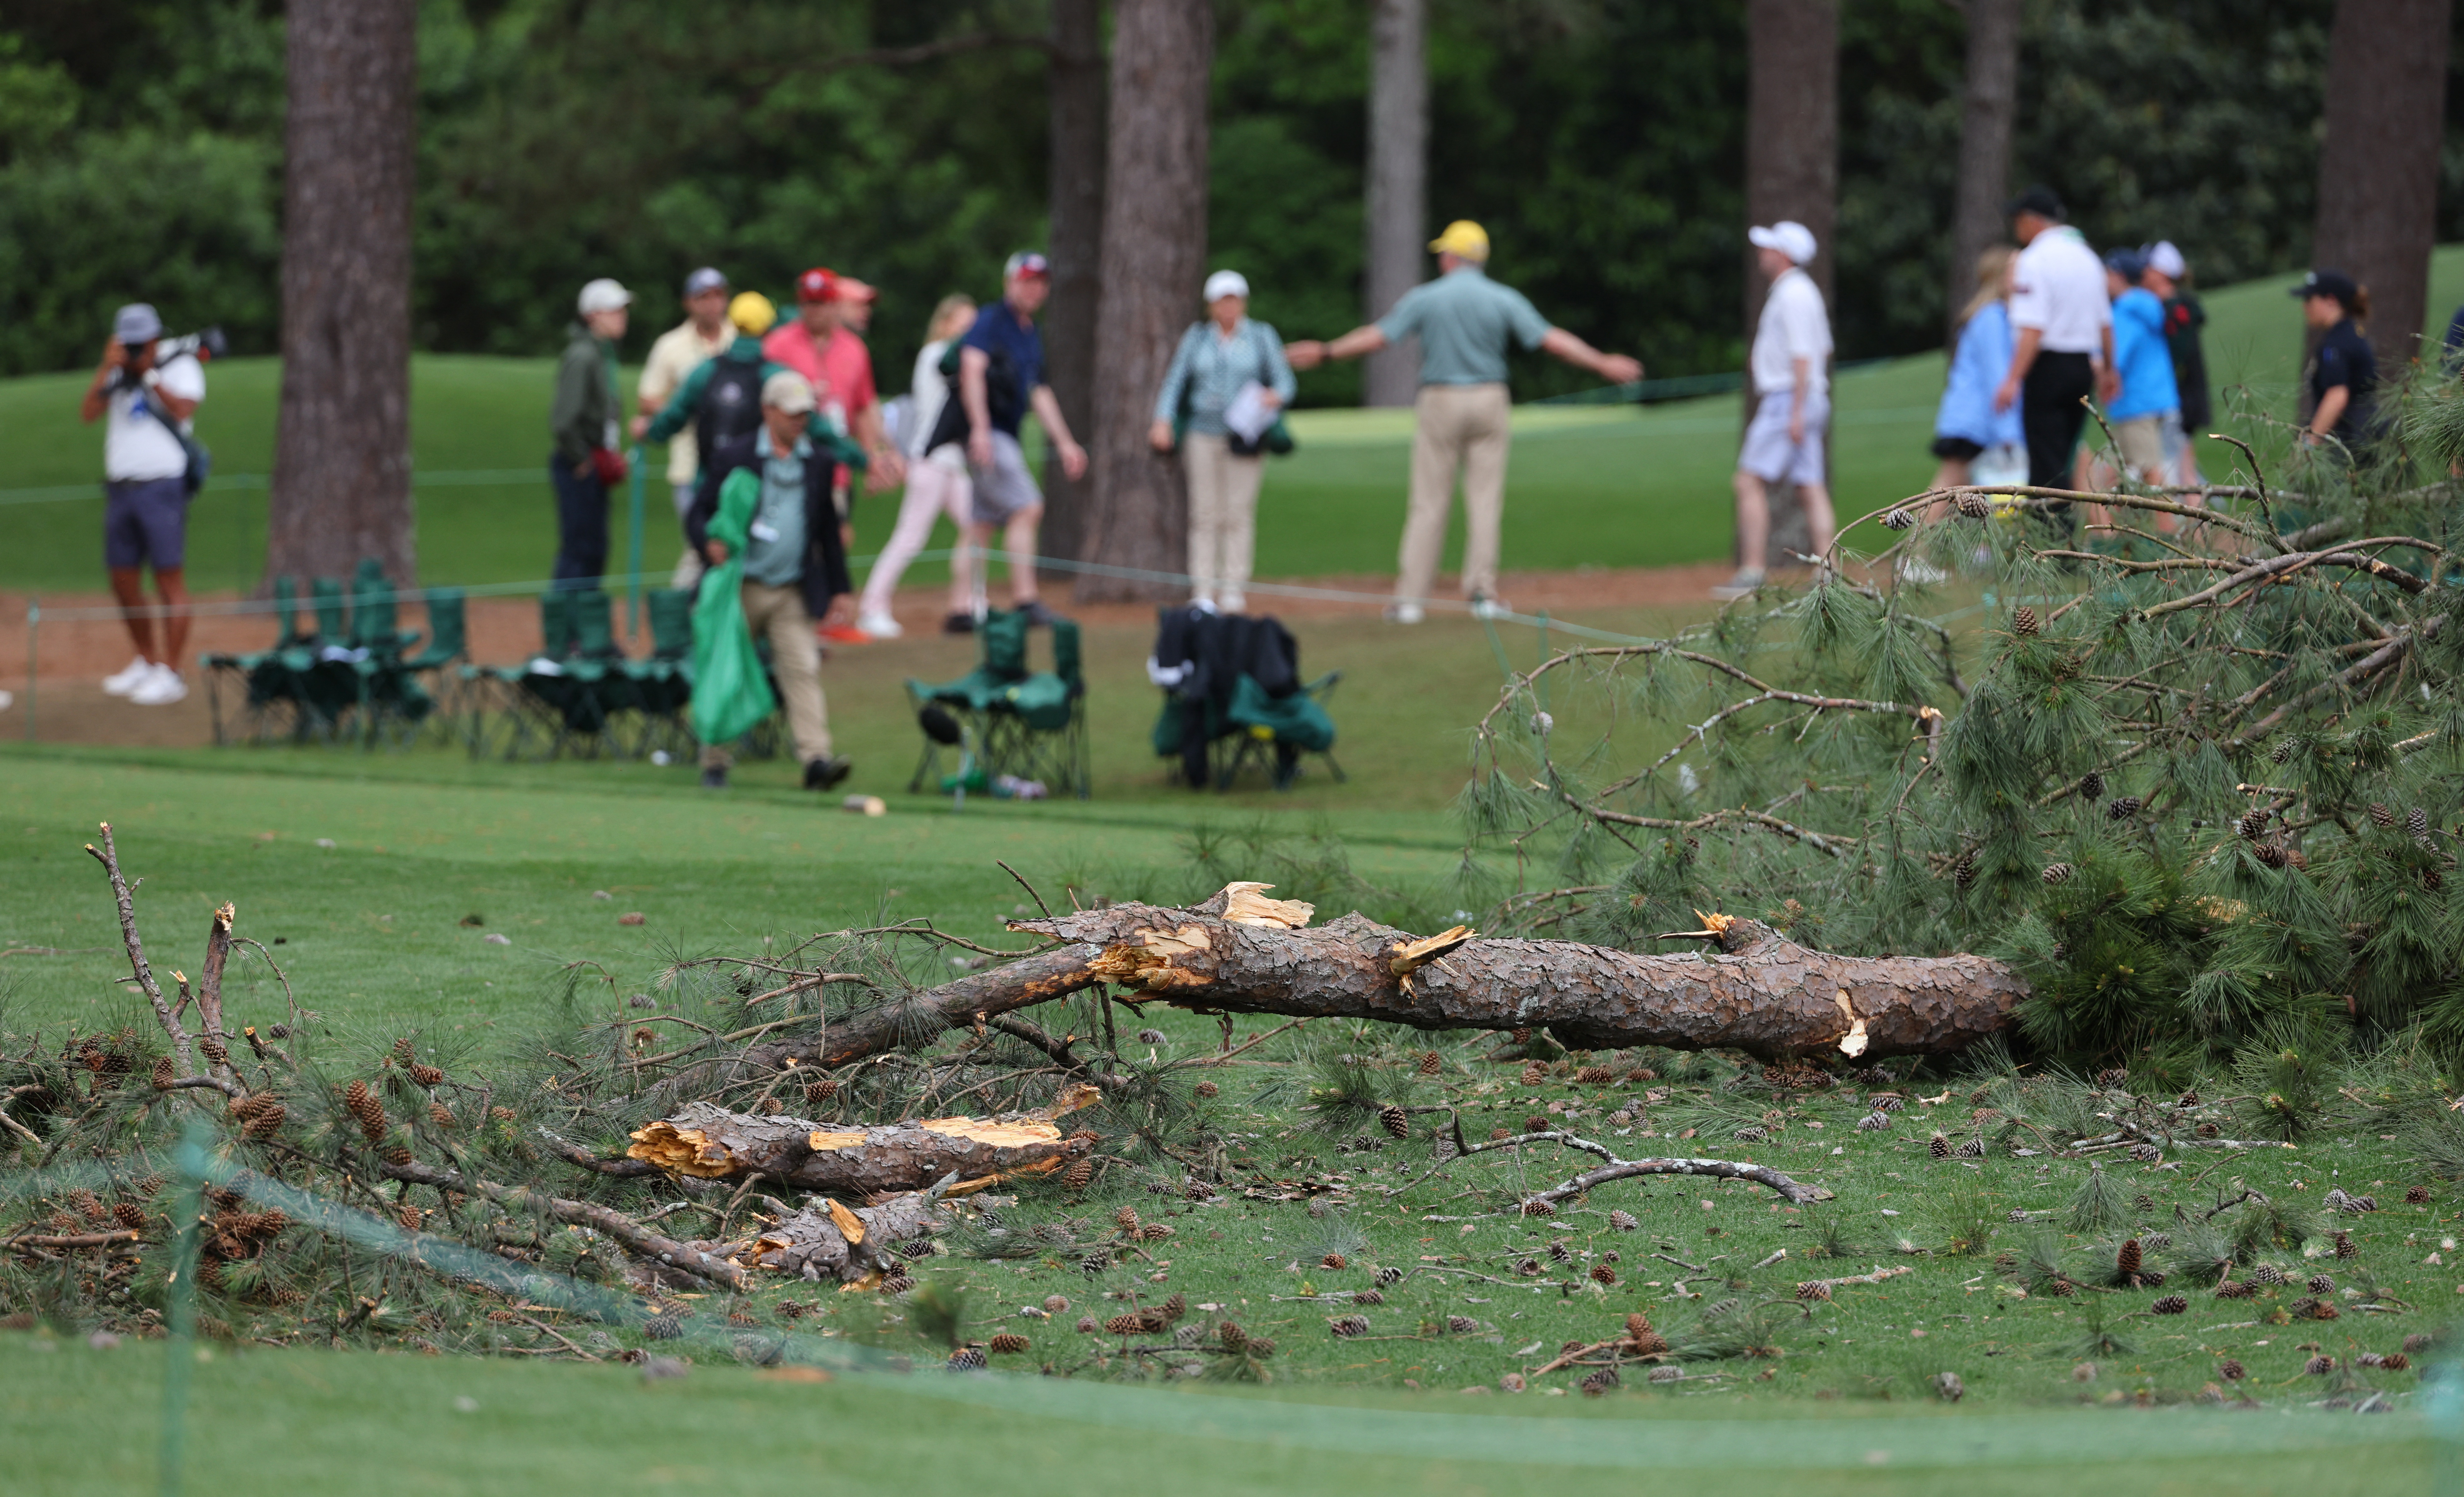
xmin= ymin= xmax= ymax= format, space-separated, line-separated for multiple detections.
xmin=2106 ymin=287 xmax=2178 ymax=423
xmin=1373 ymin=266 xmax=1553 ymax=386
xmin=1934 ymin=302 xmax=2025 ymax=450
xmin=741 ymin=429 xmax=810 ymax=588
xmin=961 ymin=299 xmax=1047 ymax=435
xmin=1151 ymin=318 xmax=1297 ymax=434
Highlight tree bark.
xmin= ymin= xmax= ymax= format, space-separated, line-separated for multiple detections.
xmin=757 ymin=888 xmax=2029 ymax=1073
xmin=1038 ymin=0 xmax=1107 ymax=561
xmin=267 ymin=0 xmax=417 ymax=589
xmin=1741 ymin=0 xmax=1838 ymax=564
xmin=2310 ymin=0 xmax=2453 ymax=374
xmin=1363 ymin=0 xmax=1428 ymax=409
xmin=625 ymin=1087 xmax=1100 ymax=1195
xmin=1945 ymin=0 xmax=2020 ymax=345
xmin=736 ymin=1183 xmax=949 ymax=1283
xmin=1078 ymin=0 xmax=1212 ymax=602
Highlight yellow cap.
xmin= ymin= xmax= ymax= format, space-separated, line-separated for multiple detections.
xmin=728 ymin=291 xmax=777 ymax=337
xmin=1428 ymin=220 xmax=1490 ymax=262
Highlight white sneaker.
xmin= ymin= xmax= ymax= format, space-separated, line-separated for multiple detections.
xmin=102 ymin=656 xmax=153 ymax=696
xmin=1469 ymin=595 xmax=1511 ymax=621
xmin=856 ymin=608 xmax=904 ymax=639
xmin=128 ymin=664 xmax=187 ymax=706
xmin=1218 ymin=591 xmax=1246 ymax=614
xmin=1383 ymin=601 xmax=1424 ymax=625
xmin=1710 ymin=568 xmax=1766 ymax=601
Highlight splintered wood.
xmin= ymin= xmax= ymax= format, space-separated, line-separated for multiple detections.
xmin=626 ymin=1085 xmax=1100 ymax=1195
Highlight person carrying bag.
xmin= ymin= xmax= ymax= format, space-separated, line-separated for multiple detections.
xmin=1147 ymin=270 xmax=1296 ymax=614
xmin=688 ymin=465 xmax=778 ymax=752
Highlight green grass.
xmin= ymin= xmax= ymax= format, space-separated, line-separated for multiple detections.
xmin=0 ymin=1333 xmax=2430 ymax=1496
xmin=12 ymin=248 xmax=2462 ymax=596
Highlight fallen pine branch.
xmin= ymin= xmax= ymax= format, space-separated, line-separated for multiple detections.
xmin=623 ymin=1086 xmax=1100 ymax=1195
xmin=380 ymin=1158 xmax=748 ymax=1292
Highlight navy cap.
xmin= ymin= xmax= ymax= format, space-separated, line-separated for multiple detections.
xmin=2103 ymin=248 xmax=2148 ymax=283
xmin=2007 ymin=184 xmax=2065 ymax=221
xmin=2292 ymin=269 xmax=2359 ymax=304
xmin=683 ymin=266 xmax=728 ymax=297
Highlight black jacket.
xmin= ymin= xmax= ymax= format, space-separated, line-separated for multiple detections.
xmin=686 ymin=430 xmax=851 ymax=619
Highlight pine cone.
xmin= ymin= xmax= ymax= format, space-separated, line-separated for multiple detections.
xmin=1076 ymin=1316 xmax=1101 ymax=1334
xmin=1732 ymin=1125 xmax=1769 ymax=1143
xmin=1953 ymin=849 xmax=1978 ymax=889
xmin=1589 ymin=1264 xmax=1617 ymax=1285
xmin=1417 ymin=1051 xmax=1444 ymax=1077
xmin=2304 ymin=1355 xmax=2335 ymax=1375
xmin=1958 ymin=1138 xmax=1988 ymax=1158
xmin=1871 ymin=1094 xmax=1904 ymax=1111
xmin=1520 ymin=1062 xmax=1547 ymax=1086
xmin=946 ymin=1346 xmax=987 ymax=1371
xmin=1246 ymin=1338 xmax=1276 ymax=1358
xmin=896 ymin=1238 xmax=936 ymax=1260
xmin=1352 ymin=1289 xmax=1384 ymax=1306
xmin=112 ymin=1201 xmax=146 ymax=1231
xmin=2249 ymin=1263 xmax=2286 ymax=1286
xmin=2371 ymin=802 xmax=2397 ymax=829
xmin=1511 ymin=1027 xmax=1533 ymax=1045
xmin=1856 ymin=1112 xmax=1890 ymax=1131
xmin=2237 ymin=808 xmax=2270 ymax=839
xmin=2427 ymin=867 xmax=2446 ymax=892
xmin=878 ymin=1275 xmax=915 ymax=1295
xmin=2213 ymin=1280 xmax=2251 ymax=1300
xmin=2409 ymin=1185 xmax=2432 ymax=1204
xmin=150 ymin=1056 xmax=176 ymax=1091
xmin=1079 ymin=1250 xmax=1111 ymax=1276
xmin=343 ymin=1080 xmax=388 ymax=1145
xmin=1882 ymin=507 xmax=1915 ymax=531
xmin=2129 ymin=1143 xmax=2162 ymax=1162
xmin=2333 ymin=1231 xmax=2358 ymax=1259
xmin=1062 ymin=1158 xmax=1095 ymax=1190
xmin=1446 ymin=1315 xmax=1479 ymax=1335
xmin=1608 ymin=1210 xmax=1640 ymax=1232
xmin=396 ymin=1204 xmax=421 ymax=1231
xmin=2117 ymin=1239 xmax=2142 ymax=1276
xmin=1548 ymin=1240 xmax=1573 ymax=1263
xmin=643 ymin=1313 xmax=682 ymax=1340
xmin=1379 ymin=1104 xmax=1410 ymax=1139
xmin=1515 ymin=1258 xmax=1543 ymax=1277
xmin=1160 ymin=1293 xmax=1186 ymax=1323
xmin=1328 ymin=1315 xmax=1369 ymax=1338
xmin=1796 ymin=1281 xmax=1832 ymax=1301
xmin=243 ymin=1102 xmax=285 ymax=1138
xmin=2218 ymin=1358 xmax=2245 ymax=1381
xmin=2107 ymin=796 xmax=2144 ymax=820
xmin=2041 ymin=862 xmax=2074 ymax=886
xmin=2384 ymin=1352 xmax=2412 ymax=1372
xmin=803 ymin=1078 xmax=839 ymax=1105
xmin=1575 ymin=1065 xmax=1613 ymax=1086
xmin=1521 ymin=1199 xmax=1556 ymax=1218
xmin=2409 ymin=807 xmax=2431 ymax=839
xmin=986 ymin=1332 xmax=1030 ymax=1355
xmin=1114 ymin=1205 xmax=1140 ymax=1232
xmin=408 ymin=1062 xmax=444 ymax=1088
xmin=2255 ymin=843 xmax=2288 ymax=869
xmin=1580 ymin=1368 xmax=1620 ymax=1397
xmin=2013 ymin=605 xmax=2039 ymax=636
xmin=2079 ymin=771 xmax=2106 ymax=800
xmin=2271 ymin=739 xmax=2297 ymax=765
xmin=2152 ymin=1294 xmax=2187 ymax=1314
xmin=1955 ymin=491 xmax=1991 ymax=519
xmin=1193 ymin=1080 xmax=1219 ymax=1100
xmin=1525 ymin=1115 xmax=1552 ymax=1133
xmin=2308 ymin=1273 xmax=2334 ymax=1295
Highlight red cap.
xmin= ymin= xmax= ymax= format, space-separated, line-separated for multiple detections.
xmin=796 ymin=268 xmax=837 ymax=304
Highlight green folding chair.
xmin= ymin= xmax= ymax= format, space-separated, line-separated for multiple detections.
xmin=907 ymin=608 xmax=1089 ymax=799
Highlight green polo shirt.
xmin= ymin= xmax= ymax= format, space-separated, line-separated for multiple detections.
xmin=1374 ymin=265 xmax=1553 ymax=386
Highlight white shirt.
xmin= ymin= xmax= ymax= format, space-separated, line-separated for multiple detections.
xmin=1749 ymin=267 xmax=1831 ymax=397
xmin=104 ymin=355 xmax=205 ymax=483
xmin=906 ymin=338 xmax=966 ymax=471
xmin=2009 ymin=226 xmax=2111 ymax=355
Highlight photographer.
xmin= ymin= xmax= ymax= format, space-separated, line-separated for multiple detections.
xmin=79 ymin=303 xmax=205 ymax=707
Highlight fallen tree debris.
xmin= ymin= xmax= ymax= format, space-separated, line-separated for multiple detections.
xmin=624 ymin=1086 xmax=1102 ymax=1195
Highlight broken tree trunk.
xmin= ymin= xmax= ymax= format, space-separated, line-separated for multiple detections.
xmin=733 ymin=1182 xmax=951 ymax=1284
xmin=625 ymin=1086 xmax=1101 ymax=1196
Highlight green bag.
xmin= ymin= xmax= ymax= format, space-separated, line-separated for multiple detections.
xmin=688 ymin=471 xmax=778 ymax=746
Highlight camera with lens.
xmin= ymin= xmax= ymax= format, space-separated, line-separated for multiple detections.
xmin=103 ymin=325 xmax=226 ymax=392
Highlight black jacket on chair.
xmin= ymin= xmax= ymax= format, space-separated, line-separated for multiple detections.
xmin=684 ymin=430 xmax=851 ymax=620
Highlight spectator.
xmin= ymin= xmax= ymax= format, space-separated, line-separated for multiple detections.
xmin=1908 ymin=246 xmax=2023 ymax=582
xmin=1718 ymin=220 xmax=1834 ymax=598
xmin=855 ymin=294 xmax=981 ymax=638
xmin=2139 ymin=241 xmax=2209 ymax=484
xmin=550 ymin=278 xmax=632 ymax=592
xmin=684 ymin=371 xmax=853 ymax=793
xmin=2094 ymin=248 xmax=2178 ymax=488
xmin=954 ymin=251 xmax=1089 ymax=629
xmin=1148 ymin=269 xmax=1296 ymax=614
xmin=2294 ymin=269 xmax=2377 ymax=454
xmin=1994 ymin=187 xmax=2114 ymax=536
xmin=80 ymin=302 xmax=203 ymax=705
xmin=764 ymin=269 xmax=907 ymax=499
xmin=642 ymin=291 xmax=862 ymax=587
xmin=631 ymin=267 xmax=733 ymax=585
xmin=1286 ymin=221 xmax=1641 ymax=622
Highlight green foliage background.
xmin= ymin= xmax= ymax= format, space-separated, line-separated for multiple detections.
xmin=5 ymin=0 xmax=2462 ymax=389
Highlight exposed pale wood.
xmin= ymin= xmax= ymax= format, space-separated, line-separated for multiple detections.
xmin=624 ymin=1086 xmax=1100 ymax=1194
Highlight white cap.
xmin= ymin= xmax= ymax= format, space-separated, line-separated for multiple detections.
xmin=2142 ymin=241 xmax=2187 ymax=280
xmin=577 ymin=277 xmax=633 ymax=314
xmin=1203 ymin=269 xmax=1250 ymax=302
xmin=761 ymin=370 xmax=816 ymax=414
xmin=1747 ymin=221 xmax=1818 ymax=266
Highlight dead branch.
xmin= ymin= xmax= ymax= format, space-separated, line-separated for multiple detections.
xmin=380 ymin=1158 xmax=746 ymax=1291
xmin=624 ymin=1086 xmax=1100 ymax=1195
xmin=84 ymin=824 xmax=192 ymax=1078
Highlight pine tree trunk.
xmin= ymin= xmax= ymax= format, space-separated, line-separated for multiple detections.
xmin=1945 ymin=0 xmax=2019 ymax=345
xmin=1038 ymin=0 xmax=1107 ymax=562
xmin=1363 ymin=0 xmax=1428 ymax=410
xmin=2310 ymin=0 xmax=2453 ymax=375
xmin=1078 ymin=0 xmax=1212 ymax=604
xmin=266 ymin=0 xmax=417 ymax=589
xmin=1740 ymin=0 xmax=1837 ymax=565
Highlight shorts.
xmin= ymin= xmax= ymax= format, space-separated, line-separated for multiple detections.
xmin=103 ymin=476 xmax=190 ymax=571
xmin=1930 ymin=436 xmax=1984 ymax=461
xmin=969 ymin=430 xmax=1042 ymax=524
xmin=2110 ymin=414 xmax=2166 ymax=479
xmin=1738 ymin=388 xmax=1830 ymax=487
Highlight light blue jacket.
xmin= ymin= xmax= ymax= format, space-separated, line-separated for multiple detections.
xmin=1934 ymin=302 xmax=2025 ymax=450
xmin=1152 ymin=318 xmax=1297 ymax=436
xmin=2106 ymin=287 xmax=2179 ymax=422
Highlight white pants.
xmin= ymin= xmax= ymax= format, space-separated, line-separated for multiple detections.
xmin=1182 ymin=432 xmax=1263 ymax=605
xmin=859 ymin=458 xmax=974 ymax=616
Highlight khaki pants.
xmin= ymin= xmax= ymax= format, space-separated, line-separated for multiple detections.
xmin=700 ymin=580 xmax=832 ymax=770
xmin=1181 ymin=432 xmax=1263 ymax=605
xmin=1398 ymin=382 xmax=1511 ymax=605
